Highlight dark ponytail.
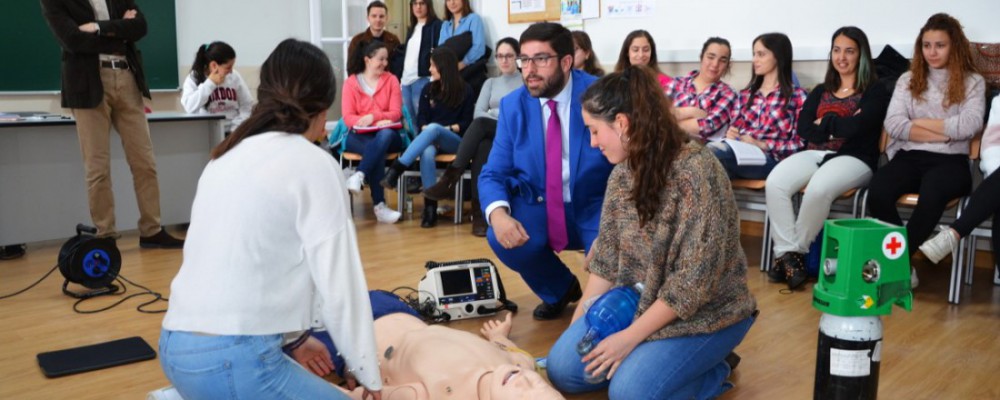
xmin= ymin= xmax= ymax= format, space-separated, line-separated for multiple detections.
xmin=428 ymin=47 xmax=466 ymax=109
xmin=191 ymin=41 xmax=237 ymax=85
xmin=211 ymin=39 xmax=336 ymax=159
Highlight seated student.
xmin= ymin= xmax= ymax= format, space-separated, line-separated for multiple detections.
xmin=348 ymin=1 xmax=403 ymax=79
xmin=291 ymin=290 xmax=565 ymax=400
xmin=765 ymin=27 xmax=890 ymax=290
xmin=614 ymin=30 xmax=670 ymax=90
xmin=180 ymin=41 xmax=253 ymax=134
xmin=159 ymin=39 xmax=382 ymax=400
xmin=545 ymin=66 xmax=756 ymax=399
xmin=381 ymin=48 xmax=475 ymax=228
xmin=439 ymin=0 xmax=485 ymax=71
xmin=343 ymin=42 xmax=406 ymax=224
xmin=400 ymin=0 xmax=442 ymax=117
xmin=572 ymin=31 xmax=605 ymax=77
xmin=867 ymin=13 xmax=985 ymax=288
xmin=711 ymin=32 xmax=807 ymax=179
xmin=919 ymin=93 xmax=1000 ymax=283
xmin=665 ymin=37 xmax=737 ymax=141
xmin=421 ymin=37 xmax=524 ymax=237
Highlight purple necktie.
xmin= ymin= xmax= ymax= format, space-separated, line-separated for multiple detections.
xmin=545 ymin=100 xmax=568 ymax=252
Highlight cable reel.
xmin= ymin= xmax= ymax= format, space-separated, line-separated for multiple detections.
xmin=57 ymin=224 xmax=121 ymax=299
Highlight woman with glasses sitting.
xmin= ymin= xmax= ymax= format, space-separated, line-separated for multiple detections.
xmin=422 ymin=38 xmax=524 ymax=236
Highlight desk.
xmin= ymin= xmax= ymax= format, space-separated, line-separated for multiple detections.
xmin=0 ymin=113 xmax=225 ymax=244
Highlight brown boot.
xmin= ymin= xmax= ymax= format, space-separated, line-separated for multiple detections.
xmin=423 ymin=166 xmax=464 ymax=201
xmin=471 ymin=208 xmax=487 ymax=237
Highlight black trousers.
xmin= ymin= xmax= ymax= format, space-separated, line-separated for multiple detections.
xmin=451 ymin=117 xmax=496 ymax=214
xmin=867 ymin=150 xmax=972 ymax=247
xmin=952 ymin=169 xmax=1000 ymax=265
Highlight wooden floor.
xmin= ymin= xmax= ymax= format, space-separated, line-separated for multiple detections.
xmin=1 ymin=194 xmax=999 ymax=400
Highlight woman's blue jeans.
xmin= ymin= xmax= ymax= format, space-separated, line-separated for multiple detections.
xmin=401 ymin=77 xmax=429 ymax=117
xmin=710 ymin=143 xmax=779 ymax=180
xmin=159 ymin=329 xmax=349 ymax=400
xmin=398 ymin=123 xmax=461 ymax=187
xmin=546 ymin=315 xmax=755 ymax=400
xmin=345 ymin=128 xmax=403 ymax=205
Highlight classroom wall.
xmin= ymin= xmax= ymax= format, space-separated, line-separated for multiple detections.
xmin=3 ymin=0 xmax=998 ymax=116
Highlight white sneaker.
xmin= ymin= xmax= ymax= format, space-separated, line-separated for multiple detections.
xmin=994 ymin=267 xmax=999 ymax=286
xmin=346 ymin=171 xmax=365 ymax=194
xmin=919 ymin=227 xmax=958 ymax=264
xmin=911 ymin=268 xmax=919 ymax=289
xmin=374 ymin=202 xmax=401 ymax=224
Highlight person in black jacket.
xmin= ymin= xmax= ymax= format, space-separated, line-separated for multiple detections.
xmin=40 ymin=0 xmax=183 ymax=248
xmin=400 ymin=0 xmax=442 ymax=117
xmin=764 ymin=26 xmax=889 ymax=289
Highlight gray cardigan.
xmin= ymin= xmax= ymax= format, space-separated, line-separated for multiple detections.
xmin=474 ymin=73 xmax=523 ymax=120
xmin=884 ymin=69 xmax=985 ymax=159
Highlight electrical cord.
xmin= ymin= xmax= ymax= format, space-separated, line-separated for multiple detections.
xmin=390 ymin=286 xmax=451 ymax=323
xmin=0 ymin=265 xmax=167 ymax=313
xmin=0 ymin=265 xmax=58 ymax=300
xmin=72 ymin=274 xmax=169 ymax=314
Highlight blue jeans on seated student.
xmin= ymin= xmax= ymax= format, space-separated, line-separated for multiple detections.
xmin=546 ymin=314 xmax=755 ymax=400
xmin=402 ymin=77 xmax=429 ymax=117
xmin=159 ymin=330 xmax=350 ymax=400
xmin=346 ymin=128 xmax=403 ymax=204
xmin=399 ymin=123 xmax=462 ymax=187
xmin=710 ymin=143 xmax=779 ymax=180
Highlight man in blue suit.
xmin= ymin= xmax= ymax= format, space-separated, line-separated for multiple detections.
xmin=479 ymin=23 xmax=613 ymax=320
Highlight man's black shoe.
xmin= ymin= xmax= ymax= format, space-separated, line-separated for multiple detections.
xmin=139 ymin=229 xmax=185 ymax=249
xmin=533 ymin=278 xmax=583 ymax=320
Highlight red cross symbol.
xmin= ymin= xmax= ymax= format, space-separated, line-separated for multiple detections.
xmin=885 ymin=236 xmax=903 ymax=255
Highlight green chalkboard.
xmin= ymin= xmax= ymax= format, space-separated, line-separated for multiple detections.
xmin=0 ymin=0 xmax=178 ymax=92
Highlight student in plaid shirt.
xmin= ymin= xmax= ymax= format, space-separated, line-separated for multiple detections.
xmin=666 ymin=37 xmax=738 ymax=141
xmin=710 ymin=33 xmax=807 ymax=179
xmin=614 ymin=30 xmax=672 ymax=90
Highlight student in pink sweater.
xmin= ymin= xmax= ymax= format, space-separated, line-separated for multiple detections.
xmin=342 ymin=41 xmax=406 ymax=224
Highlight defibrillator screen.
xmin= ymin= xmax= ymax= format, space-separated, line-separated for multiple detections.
xmin=440 ymin=269 xmax=474 ymax=296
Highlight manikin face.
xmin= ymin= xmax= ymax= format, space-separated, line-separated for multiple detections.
xmin=584 ymin=110 xmax=629 ymax=164
xmin=699 ymin=44 xmax=730 ymax=83
xmin=368 ymin=6 xmax=388 ymax=35
xmin=752 ymin=40 xmax=777 ymax=78
xmin=485 ymin=365 xmax=564 ymax=400
xmin=411 ymin=0 xmax=428 ymax=19
xmin=922 ymin=29 xmax=951 ymax=69
xmin=519 ymin=40 xmax=570 ymax=99
xmin=495 ymin=43 xmax=518 ymax=75
xmin=365 ymin=48 xmax=389 ymax=75
xmin=831 ymin=34 xmax=860 ymax=78
xmin=628 ymin=36 xmax=652 ymax=67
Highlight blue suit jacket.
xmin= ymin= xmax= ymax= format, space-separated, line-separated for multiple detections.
xmin=479 ymin=70 xmax=613 ymax=237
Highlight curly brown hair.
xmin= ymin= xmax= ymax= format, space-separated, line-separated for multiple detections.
xmin=909 ymin=13 xmax=978 ymax=107
xmin=581 ymin=65 xmax=688 ymax=227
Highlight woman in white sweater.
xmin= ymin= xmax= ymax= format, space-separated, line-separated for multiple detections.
xmin=180 ymin=41 xmax=254 ymax=133
xmin=161 ymin=39 xmax=382 ymax=400
xmin=867 ymin=13 xmax=985 ymax=288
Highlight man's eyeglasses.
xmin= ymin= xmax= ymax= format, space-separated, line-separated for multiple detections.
xmin=516 ymin=54 xmax=559 ymax=68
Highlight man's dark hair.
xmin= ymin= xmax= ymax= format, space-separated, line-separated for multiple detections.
xmin=519 ymin=22 xmax=574 ymax=59
xmin=367 ymin=1 xmax=388 ymax=14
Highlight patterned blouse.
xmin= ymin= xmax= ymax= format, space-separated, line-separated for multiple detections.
xmin=730 ymin=85 xmax=808 ymax=160
xmin=589 ymin=142 xmax=757 ymax=341
xmin=665 ymin=70 xmax=739 ymax=140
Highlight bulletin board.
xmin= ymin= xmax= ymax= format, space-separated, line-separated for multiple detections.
xmin=508 ymin=0 xmax=562 ymax=23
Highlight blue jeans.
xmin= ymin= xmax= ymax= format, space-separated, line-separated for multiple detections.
xmin=401 ymin=77 xmax=429 ymax=117
xmin=398 ymin=123 xmax=461 ymax=187
xmin=546 ymin=315 xmax=755 ymax=400
xmin=159 ymin=329 xmax=349 ymax=400
xmin=711 ymin=143 xmax=779 ymax=180
xmin=345 ymin=128 xmax=403 ymax=205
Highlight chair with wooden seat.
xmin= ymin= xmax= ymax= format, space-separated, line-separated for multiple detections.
xmin=730 ymin=179 xmax=772 ymax=271
xmin=396 ymin=154 xmax=466 ymax=224
xmin=327 ymin=119 xmax=403 ymax=211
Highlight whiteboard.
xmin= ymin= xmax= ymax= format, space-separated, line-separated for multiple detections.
xmin=478 ymin=0 xmax=1000 ymax=62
